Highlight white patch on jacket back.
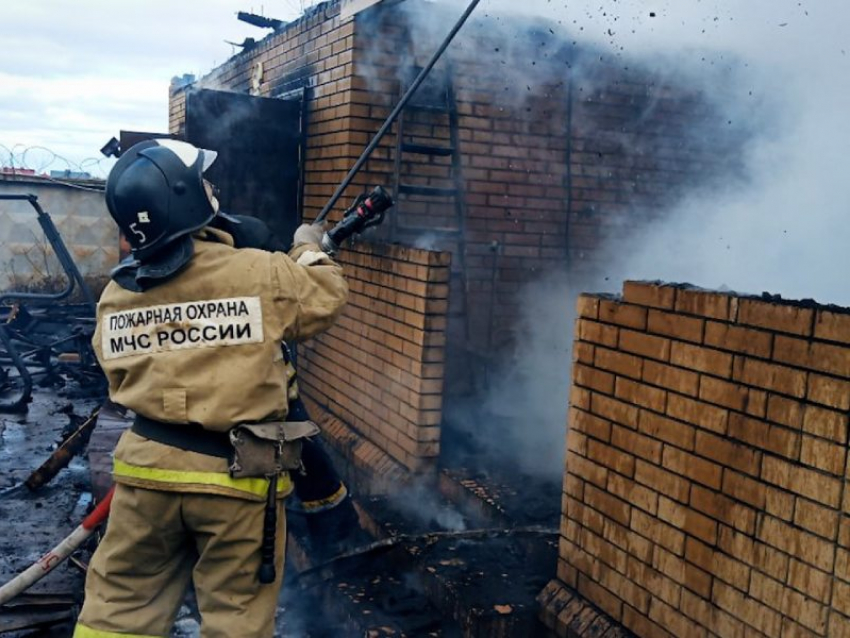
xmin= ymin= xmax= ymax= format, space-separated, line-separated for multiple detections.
xmin=102 ymin=297 xmax=264 ymax=360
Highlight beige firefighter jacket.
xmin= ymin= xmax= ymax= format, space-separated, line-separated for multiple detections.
xmin=92 ymin=227 xmax=348 ymax=501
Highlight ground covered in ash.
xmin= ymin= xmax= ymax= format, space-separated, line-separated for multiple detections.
xmin=0 ymin=391 xmax=100 ymax=637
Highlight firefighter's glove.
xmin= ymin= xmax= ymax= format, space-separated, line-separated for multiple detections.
xmin=292 ymin=222 xmax=325 ymax=247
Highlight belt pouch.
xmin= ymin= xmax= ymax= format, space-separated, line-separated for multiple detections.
xmin=228 ymin=420 xmax=320 ymax=479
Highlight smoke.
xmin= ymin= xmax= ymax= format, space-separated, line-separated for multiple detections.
xmin=182 ymin=85 xmax=265 ymax=141
xmin=412 ymin=232 xmax=443 ymax=251
xmin=387 ymin=480 xmax=467 ymax=532
xmin=469 ymin=0 xmax=850 ymax=301
xmin=448 ymin=268 xmax=576 ymax=478
xmin=602 ymin=81 xmax=850 ymax=303
xmin=390 ymin=0 xmax=850 ymax=480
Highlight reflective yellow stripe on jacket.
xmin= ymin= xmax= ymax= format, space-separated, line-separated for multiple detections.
xmin=113 ymin=459 xmax=292 ymax=499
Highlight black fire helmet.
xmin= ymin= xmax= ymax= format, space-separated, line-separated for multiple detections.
xmin=105 ymin=139 xmax=218 ymax=262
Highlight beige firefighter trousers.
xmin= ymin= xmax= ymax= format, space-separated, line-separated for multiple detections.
xmin=73 ymin=484 xmax=286 ymax=638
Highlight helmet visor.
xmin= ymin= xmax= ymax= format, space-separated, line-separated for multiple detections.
xmin=200 ymin=149 xmax=218 ymax=173
xmin=154 ymin=139 xmax=217 ymax=173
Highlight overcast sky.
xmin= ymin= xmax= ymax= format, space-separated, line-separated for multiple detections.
xmin=0 ymin=1 xmax=314 ymax=178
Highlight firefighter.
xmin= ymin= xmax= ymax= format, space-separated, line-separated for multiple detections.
xmin=73 ymin=139 xmax=348 ymax=638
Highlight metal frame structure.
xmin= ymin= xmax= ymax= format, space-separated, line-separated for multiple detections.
xmin=0 ymin=195 xmax=102 ymax=411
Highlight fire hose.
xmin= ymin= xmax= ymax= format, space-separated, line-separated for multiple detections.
xmin=0 ymin=406 xmax=106 ymax=605
xmin=0 ymin=486 xmax=113 ymax=606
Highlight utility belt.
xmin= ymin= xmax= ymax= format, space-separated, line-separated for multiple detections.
xmin=132 ymin=415 xmax=231 ymax=458
xmin=132 ymin=412 xmax=320 ymax=585
xmin=132 ymin=414 xmax=320 ymax=479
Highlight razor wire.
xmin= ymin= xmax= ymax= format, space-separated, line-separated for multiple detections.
xmin=0 ymin=143 xmax=110 ymax=191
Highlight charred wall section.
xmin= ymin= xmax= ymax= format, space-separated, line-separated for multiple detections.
xmin=168 ymin=0 xmax=359 ymax=225
xmin=541 ymin=281 xmax=850 ymax=637
xmin=166 ymin=0 xmax=752 ymax=485
xmin=345 ymin=3 xmax=748 ymax=395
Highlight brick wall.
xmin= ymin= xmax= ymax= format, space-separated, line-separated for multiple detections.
xmin=540 ymin=281 xmax=850 ymax=637
xmin=297 ymin=242 xmax=451 ymax=473
xmin=169 ymin=1 xmax=360 ymax=226
xmin=566 ymin=68 xmax=746 ymax=282
xmin=343 ymin=4 xmax=747 ymax=393
xmin=166 ymin=1 xmax=455 ymax=479
xmin=168 ymin=81 xmax=187 ymax=136
xmin=346 ymin=6 xmax=571 ymax=389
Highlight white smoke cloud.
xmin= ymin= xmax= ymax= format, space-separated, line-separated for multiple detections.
xmin=417 ymin=0 xmax=849 ymax=479
xmin=462 ymin=0 xmax=850 ymax=303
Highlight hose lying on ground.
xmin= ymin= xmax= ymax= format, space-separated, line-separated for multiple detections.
xmin=0 ymin=486 xmax=113 ymax=605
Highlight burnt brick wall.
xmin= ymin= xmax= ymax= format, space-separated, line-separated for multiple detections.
xmin=166 ymin=1 xmax=454 ymax=476
xmin=168 ymin=0 xmax=359 ymax=226
xmin=345 ymin=4 xmax=746 ymax=396
xmin=567 ymin=70 xmax=743 ymax=281
xmin=298 ymin=243 xmax=451 ymax=472
xmin=540 ymin=281 xmax=850 ymax=637
xmin=166 ymin=2 xmax=752 ymax=477
xmin=168 ymin=83 xmax=187 ymax=136
xmin=343 ymin=6 xmax=572 ymax=391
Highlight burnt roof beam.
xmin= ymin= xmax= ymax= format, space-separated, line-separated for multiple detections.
xmin=236 ymin=11 xmax=285 ymax=31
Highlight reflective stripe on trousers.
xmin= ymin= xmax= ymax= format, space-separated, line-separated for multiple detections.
xmin=74 ymin=625 xmax=160 ymax=638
